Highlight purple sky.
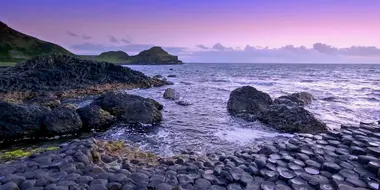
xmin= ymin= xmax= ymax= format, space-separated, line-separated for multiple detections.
xmin=2 ymin=0 xmax=380 ymax=63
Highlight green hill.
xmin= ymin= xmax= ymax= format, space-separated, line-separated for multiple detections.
xmin=83 ymin=46 xmax=183 ymax=65
xmin=130 ymin=46 xmax=183 ymax=64
xmin=0 ymin=21 xmax=72 ymax=63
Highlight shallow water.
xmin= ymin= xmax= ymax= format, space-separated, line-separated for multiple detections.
xmin=85 ymin=63 xmax=379 ymax=156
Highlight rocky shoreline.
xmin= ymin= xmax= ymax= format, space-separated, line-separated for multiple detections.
xmin=0 ymin=122 xmax=379 ymax=190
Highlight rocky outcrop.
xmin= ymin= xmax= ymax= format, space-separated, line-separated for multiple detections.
xmin=77 ymin=105 xmax=115 ymax=130
xmin=41 ymin=106 xmax=83 ymax=136
xmin=274 ymin=92 xmax=314 ymax=106
xmin=228 ymin=86 xmax=327 ymax=133
xmin=0 ymin=101 xmax=49 ymax=140
xmin=163 ymin=88 xmax=180 ymax=100
xmin=130 ymin=46 xmax=183 ymax=65
xmin=0 ymin=54 xmax=169 ymax=101
xmin=91 ymin=92 xmax=163 ymax=124
xmin=227 ymin=86 xmax=272 ymax=120
xmin=260 ymin=104 xmax=328 ymax=134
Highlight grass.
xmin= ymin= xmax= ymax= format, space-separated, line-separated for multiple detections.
xmin=0 ymin=146 xmax=59 ymax=161
xmin=0 ymin=62 xmax=17 ymax=66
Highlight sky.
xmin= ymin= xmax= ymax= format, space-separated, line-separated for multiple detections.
xmin=1 ymin=0 xmax=380 ymax=63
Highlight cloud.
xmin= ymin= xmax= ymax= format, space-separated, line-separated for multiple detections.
xmin=82 ymin=34 xmax=92 ymax=40
xmin=196 ymin=44 xmax=208 ymax=50
xmin=339 ymin=46 xmax=380 ymax=56
xmin=121 ymin=38 xmax=131 ymax=44
xmin=109 ymin=36 xmax=119 ymax=44
xmin=67 ymin=30 xmax=79 ymax=37
xmin=212 ymin=43 xmax=234 ymax=51
xmin=313 ymin=43 xmax=338 ymax=54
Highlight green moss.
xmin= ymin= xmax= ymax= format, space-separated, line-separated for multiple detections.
xmin=0 ymin=146 xmax=59 ymax=161
xmin=0 ymin=62 xmax=17 ymax=66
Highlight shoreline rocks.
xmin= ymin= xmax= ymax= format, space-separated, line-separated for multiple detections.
xmin=91 ymin=92 xmax=163 ymax=125
xmin=0 ymin=54 xmax=169 ymax=102
xmin=0 ymin=123 xmax=379 ymax=190
xmin=0 ymin=92 xmax=164 ymax=140
xmin=227 ymin=86 xmax=327 ymax=134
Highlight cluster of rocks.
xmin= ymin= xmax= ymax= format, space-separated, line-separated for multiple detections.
xmin=0 ymin=92 xmax=163 ymax=141
xmin=0 ymin=54 xmax=169 ymax=101
xmin=1 ymin=122 xmax=380 ymax=190
xmin=228 ymin=86 xmax=327 ymax=134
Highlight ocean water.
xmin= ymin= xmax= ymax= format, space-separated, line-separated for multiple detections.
xmin=97 ymin=63 xmax=380 ymax=156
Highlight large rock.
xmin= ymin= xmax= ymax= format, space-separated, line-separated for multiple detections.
xmin=77 ymin=105 xmax=115 ymax=130
xmin=42 ymin=106 xmax=83 ymax=135
xmin=260 ymin=104 xmax=328 ymax=134
xmin=91 ymin=92 xmax=163 ymax=124
xmin=0 ymin=101 xmax=49 ymax=140
xmin=163 ymin=88 xmax=180 ymax=100
xmin=227 ymin=86 xmax=272 ymax=119
xmin=274 ymin=92 xmax=313 ymax=106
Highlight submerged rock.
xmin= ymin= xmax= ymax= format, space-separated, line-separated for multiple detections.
xmin=167 ymin=75 xmax=177 ymax=78
xmin=77 ymin=105 xmax=115 ymax=130
xmin=227 ymin=86 xmax=272 ymax=119
xmin=0 ymin=101 xmax=49 ymax=140
xmin=260 ymin=104 xmax=328 ymax=134
xmin=163 ymin=88 xmax=180 ymax=100
xmin=91 ymin=92 xmax=163 ymax=124
xmin=42 ymin=106 xmax=83 ymax=135
xmin=176 ymin=100 xmax=192 ymax=106
xmin=274 ymin=92 xmax=313 ymax=106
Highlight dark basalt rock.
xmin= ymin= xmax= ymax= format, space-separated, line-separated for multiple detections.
xmin=227 ymin=86 xmax=272 ymax=120
xmin=0 ymin=101 xmax=49 ymax=140
xmin=77 ymin=105 xmax=115 ymax=130
xmin=163 ymin=88 xmax=180 ymax=100
xmin=42 ymin=106 xmax=83 ymax=135
xmin=91 ymin=92 xmax=163 ymax=124
xmin=260 ymin=104 xmax=328 ymax=134
xmin=0 ymin=53 xmax=168 ymax=100
xmin=273 ymin=92 xmax=314 ymax=106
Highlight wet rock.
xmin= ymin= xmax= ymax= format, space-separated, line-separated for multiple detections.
xmin=227 ymin=86 xmax=272 ymax=119
xmin=177 ymin=174 xmax=193 ymax=184
xmin=0 ymin=101 xmax=49 ymax=140
xmin=77 ymin=105 xmax=115 ymax=130
xmin=194 ymin=178 xmax=211 ymax=189
xmin=322 ymin=162 xmax=341 ymax=173
xmin=167 ymin=75 xmax=177 ymax=78
xmin=163 ymin=88 xmax=180 ymax=100
xmin=42 ymin=106 xmax=83 ymax=135
xmin=155 ymin=183 xmax=173 ymax=190
xmin=176 ymin=100 xmax=192 ymax=106
xmin=227 ymin=183 xmax=243 ymax=190
xmin=89 ymin=184 xmax=107 ymax=190
xmin=260 ymin=104 xmax=327 ymax=134
xmin=0 ymin=182 xmax=19 ymax=190
xmin=274 ymin=92 xmax=313 ymax=106
xmin=91 ymin=92 xmax=163 ymax=124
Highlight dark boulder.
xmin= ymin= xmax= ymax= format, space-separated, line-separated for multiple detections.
xmin=227 ymin=86 xmax=272 ymax=119
xmin=163 ymin=88 xmax=180 ymax=100
xmin=91 ymin=92 xmax=163 ymax=124
xmin=260 ymin=104 xmax=327 ymax=134
xmin=26 ymin=94 xmax=61 ymax=108
xmin=77 ymin=105 xmax=115 ymax=130
xmin=167 ymin=75 xmax=177 ymax=78
xmin=0 ymin=101 xmax=49 ymax=140
xmin=176 ymin=100 xmax=192 ymax=106
xmin=274 ymin=92 xmax=313 ymax=106
xmin=42 ymin=106 xmax=83 ymax=135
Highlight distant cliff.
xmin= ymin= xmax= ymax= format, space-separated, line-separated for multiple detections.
xmin=87 ymin=47 xmax=183 ymax=65
xmin=0 ymin=21 xmax=72 ymax=62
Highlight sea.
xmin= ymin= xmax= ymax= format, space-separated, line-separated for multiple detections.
xmin=82 ymin=63 xmax=380 ymax=156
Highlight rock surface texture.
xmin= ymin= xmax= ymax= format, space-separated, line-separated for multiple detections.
xmin=228 ymin=86 xmax=327 ymax=133
xmin=163 ymin=88 xmax=180 ymax=100
xmin=91 ymin=92 xmax=163 ymax=124
xmin=1 ymin=123 xmax=380 ymax=190
xmin=0 ymin=54 xmax=168 ymax=101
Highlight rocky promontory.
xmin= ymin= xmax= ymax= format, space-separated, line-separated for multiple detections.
xmin=0 ymin=54 xmax=168 ymax=102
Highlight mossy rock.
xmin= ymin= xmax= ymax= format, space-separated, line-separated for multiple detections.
xmin=0 ymin=146 xmax=58 ymax=161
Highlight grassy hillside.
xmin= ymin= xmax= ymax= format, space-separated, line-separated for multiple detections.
xmin=0 ymin=21 xmax=72 ymax=62
xmin=83 ymin=47 xmax=183 ymax=65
